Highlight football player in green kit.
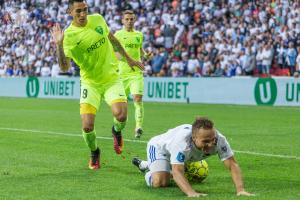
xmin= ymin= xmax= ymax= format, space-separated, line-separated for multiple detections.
xmin=50 ymin=0 xmax=144 ymax=170
xmin=114 ymin=10 xmax=152 ymax=138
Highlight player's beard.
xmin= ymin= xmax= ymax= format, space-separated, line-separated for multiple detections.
xmin=202 ymin=144 xmax=213 ymax=154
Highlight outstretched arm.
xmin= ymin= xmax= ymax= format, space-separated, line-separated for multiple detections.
xmin=50 ymin=23 xmax=71 ymax=72
xmin=172 ymin=164 xmax=207 ymax=197
xmin=223 ymin=157 xmax=255 ymax=196
xmin=108 ymin=32 xmax=144 ymax=70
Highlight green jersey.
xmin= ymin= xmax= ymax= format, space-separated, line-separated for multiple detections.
xmin=63 ymin=14 xmax=118 ymax=86
xmin=114 ymin=29 xmax=143 ymax=76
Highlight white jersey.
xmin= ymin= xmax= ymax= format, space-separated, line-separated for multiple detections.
xmin=147 ymin=124 xmax=234 ymax=165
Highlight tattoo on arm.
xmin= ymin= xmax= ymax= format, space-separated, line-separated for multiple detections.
xmin=109 ymin=33 xmax=129 ymax=59
xmin=111 ymin=39 xmax=119 ymax=52
xmin=56 ymin=44 xmax=70 ymax=71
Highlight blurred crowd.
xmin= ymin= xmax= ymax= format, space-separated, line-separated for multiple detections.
xmin=1 ymin=0 xmax=300 ymax=78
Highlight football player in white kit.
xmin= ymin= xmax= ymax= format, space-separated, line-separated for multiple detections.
xmin=132 ymin=117 xmax=254 ymax=197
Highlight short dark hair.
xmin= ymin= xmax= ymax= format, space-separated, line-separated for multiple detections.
xmin=68 ymin=0 xmax=85 ymax=7
xmin=122 ymin=10 xmax=135 ymax=16
xmin=192 ymin=117 xmax=214 ymax=136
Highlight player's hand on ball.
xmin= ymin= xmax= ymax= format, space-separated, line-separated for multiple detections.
xmin=187 ymin=192 xmax=207 ymax=198
xmin=237 ymin=190 xmax=255 ymax=196
xmin=51 ymin=23 xmax=64 ymax=45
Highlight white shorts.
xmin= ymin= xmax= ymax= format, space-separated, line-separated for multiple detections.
xmin=147 ymin=142 xmax=171 ymax=173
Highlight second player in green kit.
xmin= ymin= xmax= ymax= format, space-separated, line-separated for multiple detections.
xmin=115 ymin=10 xmax=152 ymax=138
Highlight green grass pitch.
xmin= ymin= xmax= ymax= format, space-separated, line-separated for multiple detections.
xmin=0 ymin=97 xmax=299 ymax=200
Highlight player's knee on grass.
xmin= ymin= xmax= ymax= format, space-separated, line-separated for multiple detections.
xmin=152 ymin=178 xmax=169 ymax=188
xmin=152 ymin=172 xmax=170 ymax=188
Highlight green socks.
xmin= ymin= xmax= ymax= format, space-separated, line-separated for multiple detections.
xmin=82 ymin=129 xmax=97 ymax=151
xmin=113 ymin=118 xmax=126 ymax=132
xmin=134 ymin=101 xmax=144 ymax=129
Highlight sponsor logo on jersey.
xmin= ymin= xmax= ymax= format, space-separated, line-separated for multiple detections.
xmin=87 ymin=38 xmax=106 ymax=53
xmin=221 ymin=146 xmax=227 ymax=153
xmin=176 ymin=152 xmax=185 ymax=162
xmin=125 ymin=43 xmax=140 ymax=48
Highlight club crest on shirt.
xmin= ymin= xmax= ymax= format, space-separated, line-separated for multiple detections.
xmin=136 ymin=37 xmax=140 ymax=43
xmin=176 ymin=152 xmax=185 ymax=162
xmin=221 ymin=146 xmax=227 ymax=152
xmin=95 ymin=26 xmax=103 ymax=35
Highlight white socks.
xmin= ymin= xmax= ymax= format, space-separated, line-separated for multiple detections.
xmin=139 ymin=160 xmax=148 ymax=170
xmin=145 ymin=171 xmax=152 ymax=187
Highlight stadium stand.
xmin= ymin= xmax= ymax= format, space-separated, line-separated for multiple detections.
xmin=0 ymin=0 xmax=300 ymax=77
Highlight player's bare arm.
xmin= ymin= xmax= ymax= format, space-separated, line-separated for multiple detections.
xmin=108 ymin=32 xmax=144 ymax=70
xmin=223 ymin=157 xmax=255 ymax=196
xmin=140 ymin=48 xmax=153 ymax=61
xmin=172 ymin=164 xmax=207 ymax=197
xmin=50 ymin=23 xmax=71 ymax=72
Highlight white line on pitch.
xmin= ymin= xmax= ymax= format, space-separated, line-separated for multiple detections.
xmin=0 ymin=127 xmax=147 ymax=143
xmin=233 ymin=150 xmax=300 ymax=160
xmin=1 ymin=127 xmax=299 ymax=160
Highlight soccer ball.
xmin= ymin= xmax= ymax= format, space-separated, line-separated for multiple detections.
xmin=184 ymin=160 xmax=209 ymax=182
